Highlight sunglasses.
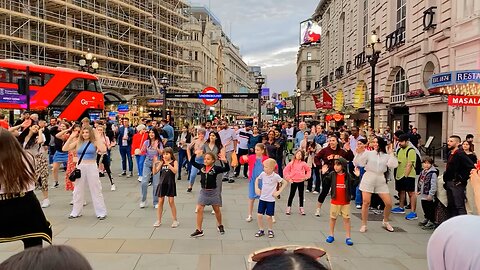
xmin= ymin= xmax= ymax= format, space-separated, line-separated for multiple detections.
xmin=248 ymin=245 xmax=331 ymax=269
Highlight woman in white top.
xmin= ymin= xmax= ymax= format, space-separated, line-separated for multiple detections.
xmin=353 ymin=136 xmax=398 ymax=233
xmin=9 ymin=122 xmax=50 ymax=208
xmin=0 ymin=128 xmax=52 ymax=249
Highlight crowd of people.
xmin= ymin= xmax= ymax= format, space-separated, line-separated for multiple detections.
xmin=1 ymin=111 xmax=480 ymax=269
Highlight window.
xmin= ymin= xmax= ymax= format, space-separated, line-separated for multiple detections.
xmin=194 ymin=51 xmax=198 ymax=61
xmin=306 ymin=52 xmax=312 ymax=60
xmin=29 ymin=72 xmax=53 ymax=86
xmin=396 ymin=0 xmax=406 ymax=29
xmin=362 ymin=0 xmax=368 ymax=47
xmin=306 ymin=66 xmax=312 ymax=76
xmin=0 ymin=68 xmax=10 ymax=82
xmin=391 ymin=68 xmax=408 ymax=103
xmin=306 ymin=80 xmax=311 ymax=91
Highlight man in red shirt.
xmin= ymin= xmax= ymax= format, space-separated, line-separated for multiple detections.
xmin=0 ymin=113 xmax=9 ymax=129
xmin=321 ymin=158 xmax=359 ymax=246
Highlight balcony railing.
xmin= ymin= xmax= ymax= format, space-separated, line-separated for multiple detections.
xmin=390 ymin=93 xmax=406 ymax=104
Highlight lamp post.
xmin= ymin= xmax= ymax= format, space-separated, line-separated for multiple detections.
xmin=365 ymin=31 xmax=382 ymax=130
xmin=160 ymin=76 xmax=169 ymax=120
xmin=295 ymin=88 xmax=301 ymax=124
xmin=78 ymin=49 xmax=99 ymax=74
xmin=255 ymin=74 xmax=265 ymax=128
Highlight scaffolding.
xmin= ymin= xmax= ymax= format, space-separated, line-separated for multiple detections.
xmin=0 ymin=0 xmax=190 ymax=96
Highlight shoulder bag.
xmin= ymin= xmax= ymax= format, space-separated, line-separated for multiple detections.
xmin=69 ymin=141 xmax=92 ymax=182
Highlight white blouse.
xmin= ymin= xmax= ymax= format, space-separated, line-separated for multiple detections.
xmin=353 ymin=150 xmax=398 ymax=173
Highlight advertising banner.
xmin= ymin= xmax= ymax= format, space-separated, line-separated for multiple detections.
xmin=0 ymin=87 xmax=37 ymax=107
xmin=312 ymin=94 xmax=323 ymax=109
xmin=322 ymin=89 xmax=333 ymax=109
xmin=300 ymin=20 xmax=321 ymax=45
xmin=448 ymin=96 xmax=480 ymax=106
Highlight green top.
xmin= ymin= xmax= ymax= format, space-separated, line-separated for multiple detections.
xmin=396 ymin=146 xmax=417 ymax=179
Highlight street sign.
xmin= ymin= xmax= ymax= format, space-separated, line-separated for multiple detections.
xmin=165 ymin=91 xmax=258 ymax=100
xmin=201 ymin=87 xmax=219 ymax=105
xmin=165 ymin=93 xmax=197 ymax=98
xmin=222 ymin=93 xmax=258 ymax=99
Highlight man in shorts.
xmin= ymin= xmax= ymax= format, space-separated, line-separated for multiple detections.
xmin=392 ymin=134 xmax=418 ymax=220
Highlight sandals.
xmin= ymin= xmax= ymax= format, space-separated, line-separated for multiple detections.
xmin=382 ymin=220 xmax=394 ymax=232
xmin=255 ymin=230 xmax=265 ymax=237
xmin=359 ymin=225 xmax=367 ymax=233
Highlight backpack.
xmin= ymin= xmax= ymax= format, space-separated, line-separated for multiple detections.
xmin=397 ymin=147 xmax=422 ymax=175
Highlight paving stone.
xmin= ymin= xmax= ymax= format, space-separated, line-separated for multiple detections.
xmin=171 ymin=239 xmax=223 ymax=255
xmin=65 ymin=239 xmax=125 ymax=253
xmin=83 ymin=253 xmax=140 ymax=270
xmin=348 ymin=257 xmax=409 ymax=270
xmin=56 ymin=224 xmax=112 ymax=238
xmin=105 ymin=227 xmax=155 ymax=239
xmin=354 ymin=243 xmax=411 ymax=259
xmin=221 ymin=240 xmax=271 ymax=255
xmin=211 ymin=254 xmax=247 ymax=270
xmin=135 ymin=254 xmax=201 ymax=270
xmin=118 ymin=239 xmax=173 ymax=254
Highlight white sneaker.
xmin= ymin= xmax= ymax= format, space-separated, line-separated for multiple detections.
xmin=194 ymin=208 xmax=198 ymax=213
xmin=153 ymin=220 xmax=161 ymax=227
xmin=315 ymin=208 xmax=321 ymax=217
xmin=138 ymin=176 xmax=142 ymax=182
xmin=41 ymin=199 xmax=50 ymax=208
xmin=246 ymin=215 xmax=253 ymax=222
xmin=140 ymin=201 xmax=146 ymax=208
xmin=83 ymin=201 xmax=87 ymax=206
xmin=154 ymin=204 xmax=159 ymax=209
xmin=313 ymin=191 xmax=319 ymax=194
xmin=110 ymin=184 xmax=116 ymax=191
xmin=211 ymin=210 xmax=215 ymax=215
xmin=305 ymin=189 xmax=310 ymax=193
xmin=171 ymin=220 xmax=180 ymax=228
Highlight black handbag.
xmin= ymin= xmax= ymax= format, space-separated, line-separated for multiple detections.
xmin=68 ymin=141 xmax=92 ymax=182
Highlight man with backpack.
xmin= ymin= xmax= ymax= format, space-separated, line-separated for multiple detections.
xmin=392 ymin=134 xmax=419 ymax=220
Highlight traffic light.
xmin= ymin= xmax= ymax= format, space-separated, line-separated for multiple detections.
xmin=17 ymin=78 xmax=28 ymax=95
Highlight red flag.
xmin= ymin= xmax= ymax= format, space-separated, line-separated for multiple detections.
xmin=312 ymin=94 xmax=323 ymax=109
xmin=322 ymin=89 xmax=333 ymax=109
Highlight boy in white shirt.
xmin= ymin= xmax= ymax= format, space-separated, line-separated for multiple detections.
xmin=254 ymin=158 xmax=288 ymax=238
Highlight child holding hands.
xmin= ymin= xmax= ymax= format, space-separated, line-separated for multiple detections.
xmin=322 ymin=158 xmax=360 ymax=246
xmin=254 ymin=158 xmax=287 ymax=238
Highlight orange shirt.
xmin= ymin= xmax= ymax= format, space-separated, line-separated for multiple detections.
xmin=331 ymin=173 xmax=349 ymax=205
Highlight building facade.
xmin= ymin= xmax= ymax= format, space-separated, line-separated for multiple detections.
xmin=307 ymin=0 xmax=480 ymax=149
xmin=179 ymin=6 xmax=255 ymax=120
xmin=296 ymin=43 xmax=321 ymax=115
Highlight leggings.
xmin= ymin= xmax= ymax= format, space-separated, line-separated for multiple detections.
xmin=22 ymin=237 xmax=43 ymax=249
xmin=287 ymin=182 xmax=305 ymax=207
xmin=96 ymin=154 xmax=113 ymax=185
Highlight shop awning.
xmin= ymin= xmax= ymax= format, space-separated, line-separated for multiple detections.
xmin=103 ymin=91 xmax=128 ymax=104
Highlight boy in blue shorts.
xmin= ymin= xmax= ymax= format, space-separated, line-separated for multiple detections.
xmin=254 ymin=158 xmax=288 ymax=238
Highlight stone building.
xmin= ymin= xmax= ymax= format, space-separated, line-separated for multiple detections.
xmin=307 ymin=0 xmax=480 ymax=149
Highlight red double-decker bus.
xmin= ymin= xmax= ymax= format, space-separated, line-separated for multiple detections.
xmin=0 ymin=59 xmax=104 ymax=120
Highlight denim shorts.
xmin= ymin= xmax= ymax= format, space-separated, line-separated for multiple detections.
xmin=258 ymin=200 xmax=275 ymax=216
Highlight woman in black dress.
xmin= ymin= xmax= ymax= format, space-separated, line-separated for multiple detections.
xmin=462 ymin=140 xmax=477 ymax=164
xmin=153 ymin=147 xmax=179 ymax=228
xmin=0 ymin=128 xmax=52 ymax=249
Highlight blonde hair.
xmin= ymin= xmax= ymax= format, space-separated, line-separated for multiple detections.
xmin=263 ymin=158 xmax=277 ymax=168
xmin=78 ymin=126 xmax=96 ymax=144
xmin=136 ymin=124 xmax=146 ymax=131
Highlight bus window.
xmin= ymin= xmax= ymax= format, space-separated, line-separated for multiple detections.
xmin=86 ymin=79 xmax=96 ymax=91
xmin=12 ymin=70 xmax=26 ymax=83
xmin=0 ymin=68 xmax=10 ymax=82
xmin=29 ymin=72 xmax=53 ymax=86
xmin=67 ymin=78 xmax=84 ymax=91
xmin=95 ymin=80 xmax=102 ymax=92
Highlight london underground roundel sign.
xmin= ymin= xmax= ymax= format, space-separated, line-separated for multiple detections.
xmin=201 ymin=87 xmax=220 ymax=106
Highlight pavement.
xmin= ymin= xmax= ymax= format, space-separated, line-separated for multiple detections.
xmin=0 ymin=151 xmax=436 ymax=270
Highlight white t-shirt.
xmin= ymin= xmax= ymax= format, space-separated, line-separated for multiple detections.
xmin=258 ymin=172 xmax=283 ymax=202
xmin=219 ymin=128 xmax=237 ymax=152
xmin=122 ymin=127 xmax=128 ymax=146
xmin=286 ymin=127 xmax=294 ymax=140
xmin=237 ymin=128 xmax=252 ymax=150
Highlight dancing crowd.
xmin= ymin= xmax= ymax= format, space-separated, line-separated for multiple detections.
xmin=1 ymin=112 xmax=480 ymax=269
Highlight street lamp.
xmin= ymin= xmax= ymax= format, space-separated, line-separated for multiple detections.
xmin=78 ymin=49 xmax=99 ymax=74
xmin=295 ymin=88 xmax=301 ymax=123
xmin=160 ymin=76 xmax=169 ymax=120
xmin=365 ymin=31 xmax=382 ymax=130
xmin=255 ymin=74 xmax=265 ymax=128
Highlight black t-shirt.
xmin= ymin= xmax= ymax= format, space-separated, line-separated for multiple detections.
xmin=50 ymin=126 xmax=66 ymax=153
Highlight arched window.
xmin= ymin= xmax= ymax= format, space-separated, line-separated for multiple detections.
xmin=391 ymin=68 xmax=408 ymax=103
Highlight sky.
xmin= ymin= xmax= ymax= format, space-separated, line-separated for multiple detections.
xmin=190 ymin=0 xmax=319 ymax=94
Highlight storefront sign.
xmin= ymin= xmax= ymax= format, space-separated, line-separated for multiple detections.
xmin=117 ymin=104 xmax=129 ymax=113
xmin=429 ymin=70 xmax=480 ymax=89
xmin=147 ymin=99 xmax=163 ymax=106
xmin=448 ymin=96 xmax=480 ymax=106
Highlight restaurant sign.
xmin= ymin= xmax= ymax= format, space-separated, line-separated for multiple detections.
xmin=429 ymin=70 xmax=480 ymax=89
xmin=448 ymin=96 xmax=480 ymax=106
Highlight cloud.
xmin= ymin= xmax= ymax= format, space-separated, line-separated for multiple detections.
xmin=190 ymin=0 xmax=318 ymax=92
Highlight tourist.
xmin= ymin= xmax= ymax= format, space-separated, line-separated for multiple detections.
xmin=117 ymin=117 xmax=135 ymax=178
xmin=139 ymin=128 xmax=164 ymax=208
xmin=284 ymin=150 xmax=311 ymax=215
xmin=153 ymin=147 xmax=179 ymax=228
xmin=131 ymin=124 xmax=148 ymax=182
xmin=96 ymin=124 xmax=116 ymax=191
xmin=417 ymin=157 xmax=438 ymax=230
xmin=186 ymin=128 xmax=206 ymax=192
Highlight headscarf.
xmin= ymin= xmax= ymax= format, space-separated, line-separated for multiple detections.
xmin=427 ymin=215 xmax=480 ymax=270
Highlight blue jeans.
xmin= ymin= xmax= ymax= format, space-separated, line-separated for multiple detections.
xmin=136 ymin=155 xmax=146 ymax=177
xmin=189 ymin=156 xmax=203 ymax=186
xmin=119 ymin=145 xmax=133 ymax=173
xmin=355 ymin=186 xmax=363 ymax=206
xmin=141 ymin=157 xmax=159 ymax=205
xmin=177 ymin=149 xmax=188 ymax=178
